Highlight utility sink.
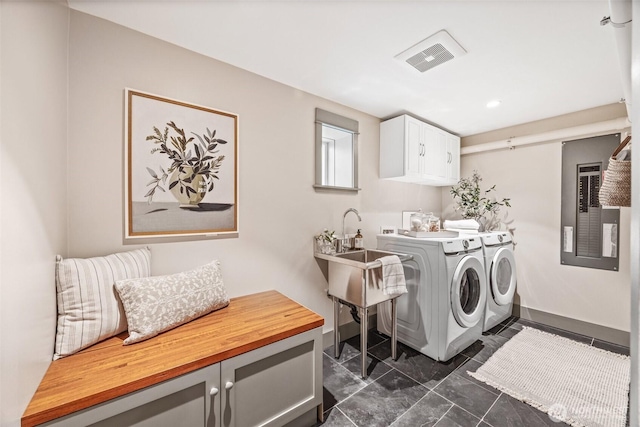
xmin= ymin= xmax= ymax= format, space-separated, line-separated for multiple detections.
xmin=316 ymin=249 xmax=413 ymax=308
xmin=334 ymin=249 xmax=398 ymax=265
xmin=314 ymin=247 xmax=412 ymax=378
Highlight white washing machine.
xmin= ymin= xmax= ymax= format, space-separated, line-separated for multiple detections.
xmin=480 ymin=232 xmax=517 ymax=332
xmin=376 ymin=234 xmax=487 ymax=362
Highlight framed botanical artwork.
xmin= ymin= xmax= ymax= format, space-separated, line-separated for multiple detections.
xmin=124 ymin=89 xmax=239 ymax=239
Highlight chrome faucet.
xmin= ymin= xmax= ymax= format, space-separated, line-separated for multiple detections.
xmin=342 ymin=208 xmax=362 ymax=240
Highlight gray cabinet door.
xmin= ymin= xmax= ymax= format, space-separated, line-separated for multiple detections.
xmin=40 ymin=328 xmax=322 ymax=427
xmin=220 ymin=328 xmax=323 ymax=427
xmin=42 ymin=364 xmax=220 ymax=427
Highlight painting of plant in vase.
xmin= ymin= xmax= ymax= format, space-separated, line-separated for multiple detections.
xmin=125 ymin=89 xmax=238 ymax=239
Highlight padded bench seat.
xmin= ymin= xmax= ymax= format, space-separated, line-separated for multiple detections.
xmin=22 ymin=290 xmax=324 ymax=427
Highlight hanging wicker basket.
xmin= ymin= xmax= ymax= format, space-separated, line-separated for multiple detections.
xmin=599 ymin=136 xmax=631 ymax=207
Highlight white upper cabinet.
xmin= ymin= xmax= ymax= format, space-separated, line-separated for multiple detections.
xmin=380 ymin=115 xmax=460 ymax=186
xmin=446 ymin=133 xmax=460 ymax=183
xmin=405 ymin=117 xmax=423 ymax=178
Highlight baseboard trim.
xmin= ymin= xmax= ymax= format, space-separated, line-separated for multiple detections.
xmin=514 ymin=304 xmax=630 ymax=347
xmin=323 ymin=306 xmax=630 ymax=348
xmin=322 ymin=313 xmax=378 ymax=349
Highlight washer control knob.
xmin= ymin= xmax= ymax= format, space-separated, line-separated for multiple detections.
xmin=498 ymin=235 xmax=504 ymax=242
xmin=462 ymin=240 xmax=469 ymax=249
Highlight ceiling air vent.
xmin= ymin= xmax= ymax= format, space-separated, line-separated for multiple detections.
xmin=395 ymin=30 xmax=467 ymax=73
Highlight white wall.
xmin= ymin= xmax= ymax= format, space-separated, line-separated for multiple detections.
xmin=1 ymin=1 xmax=4 ymax=417
xmin=66 ymin=11 xmax=441 ymax=335
xmin=0 ymin=2 xmax=69 ymax=426
xmin=443 ymin=107 xmax=631 ymax=334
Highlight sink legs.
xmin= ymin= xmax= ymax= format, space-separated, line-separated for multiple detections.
xmin=333 ymin=296 xmax=340 ymax=359
xmin=391 ymin=298 xmax=398 ymax=361
xmin=331 ymin=297 xmax=398 ymax=378
xmin=359 ymin=306 xmax=368 ymax=379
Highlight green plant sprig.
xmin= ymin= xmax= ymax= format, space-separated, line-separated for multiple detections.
xmin=321 ymin=229 xmax=336 ymax=243
xmin=144 ymin=122 xmax=227 ymax=203
xmin=450 ymin=171 xmax=511 ymax=221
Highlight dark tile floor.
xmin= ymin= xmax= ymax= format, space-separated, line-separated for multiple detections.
xmin=316 ymin=316 xmax=630 ymax=427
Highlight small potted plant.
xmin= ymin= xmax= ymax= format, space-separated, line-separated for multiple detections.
xmin=144 ymin=121 xmax=226 ymax=207
xmin=315 ymin=229 xmax=337 ymax=254
xmin=450 ymin=171 xmax=511 ymax=232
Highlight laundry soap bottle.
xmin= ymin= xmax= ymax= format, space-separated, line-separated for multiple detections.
xmin=354 ymin=229 xmax=364 ymax=249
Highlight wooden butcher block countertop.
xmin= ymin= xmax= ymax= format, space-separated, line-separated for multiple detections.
xmin=22 ymin=290 xmax=324 ymax=427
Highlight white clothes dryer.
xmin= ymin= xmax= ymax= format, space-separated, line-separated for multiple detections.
xmin=376 ymin=234 xmax=486 ymax=362
xmin=480 ymin=232 xmax=517 ymax=332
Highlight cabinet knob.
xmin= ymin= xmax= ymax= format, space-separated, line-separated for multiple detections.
xmin=210 ymin=387 xmax=219 ymax=396
xmin=225 ymin=381 xmax=234 ymax=390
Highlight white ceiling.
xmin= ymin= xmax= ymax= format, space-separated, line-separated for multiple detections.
xmin=67 ymin=0 xmax=624 ymax=137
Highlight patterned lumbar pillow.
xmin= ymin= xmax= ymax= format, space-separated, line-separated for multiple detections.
xmin=114 ymin=260 xmax=230 ymax=345
xmin=54 ymin=247 xmax=151 ymax=359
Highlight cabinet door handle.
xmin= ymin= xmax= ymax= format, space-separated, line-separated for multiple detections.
xmin=210 ymin=387 xmax=219 ymax=396
xmin=225 ymin=381 xmax=234 ymax=390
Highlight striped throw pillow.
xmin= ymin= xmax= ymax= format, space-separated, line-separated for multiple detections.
xmin=53 ymin=247 xmax=151 ymax=359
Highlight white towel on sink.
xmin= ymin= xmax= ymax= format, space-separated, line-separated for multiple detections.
xmin=379 ymin=255 xmax=407 ymax=296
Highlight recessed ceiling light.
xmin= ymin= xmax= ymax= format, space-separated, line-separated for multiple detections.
xmin=486 ymin=100 xmax=501 ymax=108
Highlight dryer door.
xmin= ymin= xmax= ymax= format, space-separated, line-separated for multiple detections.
xmin=490 ymin=248 xmax=517 ymax=306
xmin=451 ymin=256 xmax=487 ymax=328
